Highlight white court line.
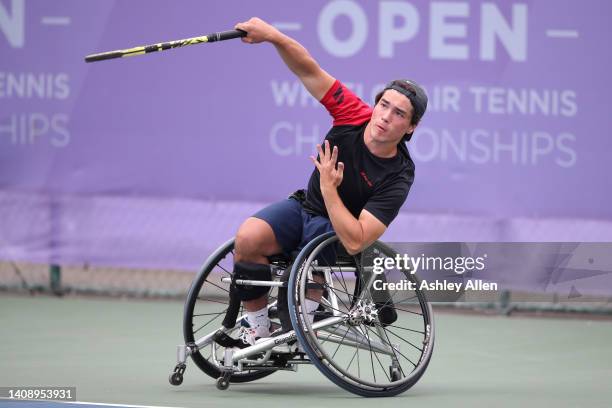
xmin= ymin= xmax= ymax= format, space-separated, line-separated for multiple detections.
xmin=41 ymin=16 xmax=71 ymax=26
xmin=0 ymin=399 xmax=187 ymax=408
xmin=546 ymin=29 xmax=579 ymax=39
xmin=67 ymin=402 xmax=185 ymax=408
xmin=272 ymin=22 xmax=302 ymax=31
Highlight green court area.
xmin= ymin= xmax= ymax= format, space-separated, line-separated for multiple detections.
xmin=1 ymin=295 xmax=611 ymax=408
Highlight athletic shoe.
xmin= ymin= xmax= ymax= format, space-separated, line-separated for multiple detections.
xmin=237 ymin=327 xmax=262 ymax=347
xmin=236 ymin=323 xmax=282 ymax=347
xmin=239 ymin=316 xmax=282 ymax=333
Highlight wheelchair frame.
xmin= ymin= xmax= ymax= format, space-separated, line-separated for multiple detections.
xmin=169 ymin=232 xmax=435 ymax=397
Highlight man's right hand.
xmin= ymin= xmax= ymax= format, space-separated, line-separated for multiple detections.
xmin=235 ymin=17 xmax=279 ymax=44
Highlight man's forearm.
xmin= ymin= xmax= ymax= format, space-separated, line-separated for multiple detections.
xmin=237 ymin=18 xmax=333 ymax=101
xmin=268 ymin=31 xmax=321 ymax=83
xmin=320 ymin=187 xmax=364 ymax=255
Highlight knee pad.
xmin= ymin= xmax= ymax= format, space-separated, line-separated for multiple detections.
xmin=231 ymin=262 xmax=272 ymax=301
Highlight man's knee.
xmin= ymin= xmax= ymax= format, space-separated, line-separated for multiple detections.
xmin=235 ymin=217 xmax=280 ymax=261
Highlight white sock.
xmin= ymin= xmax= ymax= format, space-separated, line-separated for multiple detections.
xmin=247 ymin=307 xmax=270 ymax=337
xmin=304 ymin=299 xmax=320 ymax=325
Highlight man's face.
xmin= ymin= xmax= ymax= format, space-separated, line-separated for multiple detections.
xmin=370 ymin=89 xmax=416 ymax=144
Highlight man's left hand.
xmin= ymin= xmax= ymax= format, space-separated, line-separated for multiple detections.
xmin=311 ymin=140 xmax=344 ymax=193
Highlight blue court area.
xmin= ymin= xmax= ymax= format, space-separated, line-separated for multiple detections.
xmin=1 ymin=295 xmax=611 ymax=408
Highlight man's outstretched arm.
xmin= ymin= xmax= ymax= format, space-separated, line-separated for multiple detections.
xmin=235 ymin=17 xmax=335 ymax=101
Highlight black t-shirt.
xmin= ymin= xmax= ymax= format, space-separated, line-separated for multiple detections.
xmin=302 ymin=80 xmax=415 ymax=227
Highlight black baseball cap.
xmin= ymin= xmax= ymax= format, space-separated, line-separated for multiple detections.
xmin=375 ymin=79 xmax=428 ymax=142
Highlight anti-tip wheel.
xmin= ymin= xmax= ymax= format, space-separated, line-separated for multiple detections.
xmin=216 ymin=376 xmax=230 ymax=390
xmin=169 ymin=372 xmax=183 ymax=386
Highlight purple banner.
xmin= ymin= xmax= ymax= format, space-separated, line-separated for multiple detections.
xmin=1 ymin=1 xmax=611 ymax=271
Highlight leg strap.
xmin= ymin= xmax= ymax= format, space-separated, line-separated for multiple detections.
xmin=231 ymin=262 xmax=272 ymax=301
xmin=221 ymin=262 xmax=272 ymax=329
xmin=222 ymin=284 xmax=241 ymax=329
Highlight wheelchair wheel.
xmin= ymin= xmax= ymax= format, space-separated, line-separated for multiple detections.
xmin=287 ymin=232 xmax=435 ymax=397
xmin=183 ymin=238 xmax=275 ymax=383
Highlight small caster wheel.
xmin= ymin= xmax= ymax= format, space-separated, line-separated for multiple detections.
xmin=390 ymin=367 xmax=401 ymax=382
xmin=216 ymin=376 xmax=230 ymax=390
xmin=169 ymin=372 xmax=183 ymax=386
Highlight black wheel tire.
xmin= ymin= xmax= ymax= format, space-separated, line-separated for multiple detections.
xmin=183 ymin=238 xmax=274 ymax=383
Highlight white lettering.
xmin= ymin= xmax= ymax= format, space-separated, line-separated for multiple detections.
xmin=0 ymin=72 xmax=71 ymax=99
xmin=269 ymin=122 xmax=294 ymax=156
xmin=269 ymin=122 xmax=321 ymax=156
xmin=410 ymin=127 xmax=440 ymax=162
xmin=295 ymin=123 xmax=320 ymax=155
xmin=0 ymin=0 xmax=24 ymax=48
xmin=441 ymin=129 xmax=467 ymax=161
xmin=561 ymin=90 xmax=577 ymax=117
xmin=469 ymin=129 xmax=491 ymax=164
xmin=270 ymin=81 xmax=301 ymax=107
xmin=493 ymin=130 xmax=518 ymax=164
xmin=465 ymin=280 xmax=498 ymax=291
xmin=556 ymin=133 xmax=576 ymax=168
xmin=51 ymin=114 xmax=70 ymax=147
xmin=412 ymin=127 xmax=577 ymax=168
xmin=0 ymin=113 xmax=71 ymax=147
xmin=480 ymin=3 xmax=527 ymax=61
xmin=318 ymin=0 xmax=367 ymax=58
xmin=315 ymin=2 xmax=531 ymax=61
xmin=530 ymin=131 xmax=554 ymax=165
xmin=470 ymin=87 xmax=487 ymax=113
xmin=430 ymin=2 xmax=469 ymax=60
xmin=469 ymin=86 xmax=577 ymax=117
xmin=373 ymin=257 xmax=385 ymax=274
xmin=55 ymin=73 xmax=70 ymax=100
xmin=29 ymin=112 xmax=49 ymax=143
xmin=488 ymin=87 xmax=506 ymax=114
xmin=379 ymin=1 xmax=419 ymax=58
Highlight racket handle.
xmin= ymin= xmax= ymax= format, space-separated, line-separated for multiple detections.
xmin=85 ymin=51 xmax=123 ymax=63
xmin=207 ymin=29 xmax=247 ymax=43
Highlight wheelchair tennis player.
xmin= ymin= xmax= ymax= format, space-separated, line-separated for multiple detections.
xmin=226 ymin=17 xmax=428 ymax=347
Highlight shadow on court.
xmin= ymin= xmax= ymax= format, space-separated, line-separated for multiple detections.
xmin=1 ymin=295 xmax=611 ymax=408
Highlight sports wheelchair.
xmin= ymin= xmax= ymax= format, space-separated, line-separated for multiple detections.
xmin=169 ymin=231 xmax=434 ymax=397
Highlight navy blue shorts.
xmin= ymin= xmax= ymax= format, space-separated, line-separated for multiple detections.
xmin=253 ymin=198 xmax=334 ymax=257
